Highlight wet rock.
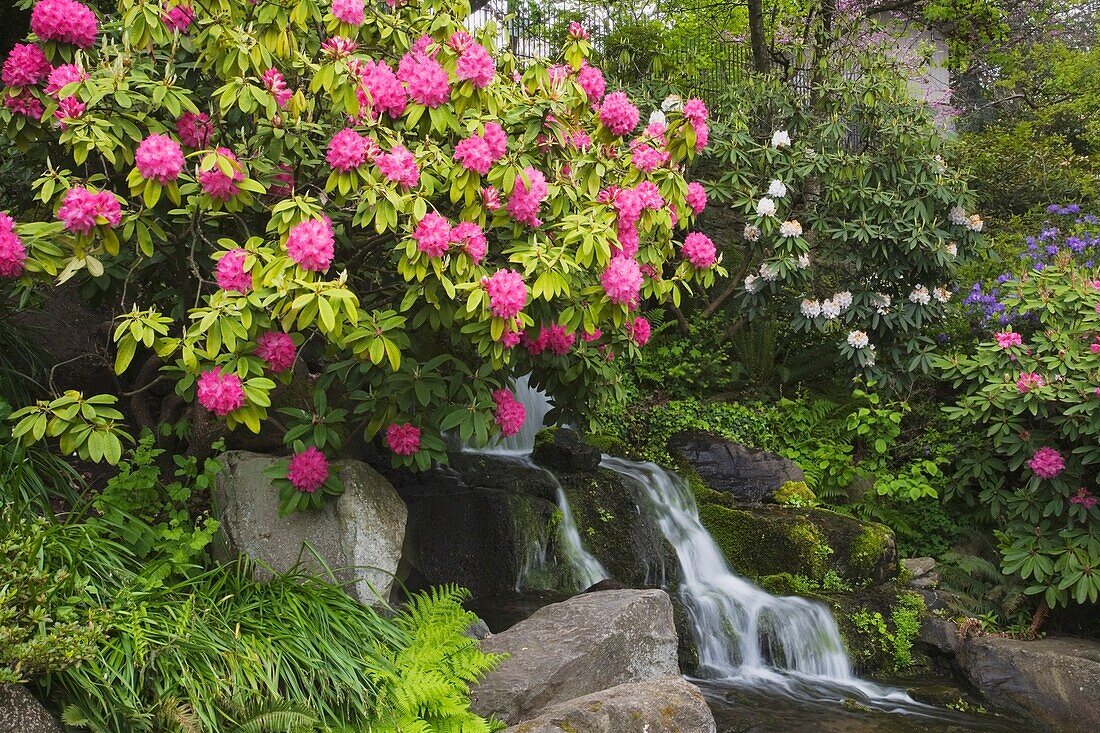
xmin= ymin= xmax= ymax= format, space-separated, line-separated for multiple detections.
xmin=532 ymin=427 xmax=601 ymax=473
xmin=212 ymin=451 xmax=406 ymax=605
xmin=583 ymin=578 xmax=628 ymax=593
xmin=902 ymin=557 xmax=936 ymax=579
xmin=470 ymin=589 xmax=680 ymax=724
xmin=918 ymin=616 xmax=961 ymax=656
xmin=465 ymin=616 xmax=492 ymax=640
xmin=0 ymin=685 xmax=63 ymax=733
xmin=500 ymin=678 xmax=715 ymax=733
xmin=668 ymin=430 xmax=804 ymax=504
xmin=957 ymin=635 xmax=1100 ymax=731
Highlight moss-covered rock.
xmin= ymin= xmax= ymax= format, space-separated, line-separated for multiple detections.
xmin=824 ymin=585 xmax=930 ymax=676
xmin=532 ymin=427 xmax=602 ymax=472
xmin=774 ymin=480 xmax=817 ymax=507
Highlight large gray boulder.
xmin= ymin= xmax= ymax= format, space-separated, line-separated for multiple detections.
xmin=0 ymin=685 xmax=62 ymax=733
xmin=501 ymin=678 xmax=715 ymax=733
xmin=471 ymin=589 xmax=680 ymax=724
xmin=667 ymin=430 xmax=804 ymax=504
xmin=957 ymin=635 xmax=1100 ymax=731
xmin=213 ymin=451 xmax=407 ymax=605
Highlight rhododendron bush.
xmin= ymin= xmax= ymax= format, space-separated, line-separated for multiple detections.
xmin=0 ymin=0 xmax=721 ymax=483
xmin=932 ymin=212 xmax=1100 ymax=607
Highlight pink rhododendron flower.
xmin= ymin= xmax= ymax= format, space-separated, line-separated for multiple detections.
xmin=414 ymin=211 xmax=452 ymax=257
xmin=614 ymin=222 xmax=639 ymax=257
xmin=601 ymin=256 xmax=643 ymax=308
xmin=995 ymin=331 xmax=1023 ymax=348
xmin=410 ymin=34 xmax=434 ymax=55
xmin=452 ymin=221 xmax=486 ymax=263
xmin=576 ymin=63 xmax=605 ymax=102
xmin=693 ymin=121 xmax=709 ymax=151
xmin=176 ymin=111 xmax=212 ymax=148
xmin=485 ymin=269 xmax=526 ymax=319
xmin=568 ymin=21 xmax=589 ymax=40
xmin=215 ymin=248 xmax=252 ymax=293
xmin=492 ymin=388 xmax=526 ymax=437
xmin=54 ymin=96 xmax=84 ymax=126
xmin=31 ymin=0 xmax=99 ymax=48
xmin=287 ymin=446 xmax=329 ymax=492
xmin=645 ymin=120 xmax=667 ymax=138
xmin=448 ymin=30 xmax=473 ymax=53
xmin=627 ymin=316 xmax=651 ymax=346
xmin=507 ymin=167 xmax=547 ymax=227
xmin=286 ymin=216 xmax=335 ymax=271
xmin=599 ymin=91 xmax=639 ymax=136
xmin=196 ymin=368 xmax=245 ymax=416
xmin=321 ymin=36 xmax=358 ymax=58
xmin=44 ymin=63 xmax=86 ymax=98
xmin=631 ymin=143 xmax=669 ymax=173
xmin=355 ymin=59 xmax=407 ymax=118
xmin=542 ymin=323 xmax=575 ymax=355
xmin=331 ymin=0 xmax=364 ymax=25
xmin=0 ymin=213 xmax=27 ymax=279
xmin=326 ymin=127 xmax=373 ymax=171
xmin=269 ymin=164 xmax=295 ymax=197
xmin=499 ymin=326 xmax=522 ymax=348
xmin=135 ymin=133 xmax=185 ymax=183
xmin=376 ymin=145 xmax=419 ymax=188
xmin=1016 ymin=372 xmax=1044 ymax=393
xmin=2 ymin=43 xmax=51 ymax=88
xmin=1091 ymin=343 xmax=1100 ymax=354
xmin=483 ymin=122 xmax=507 ymax=158
xmin=4 ymin=89 xmax=44 ymax=118
xmin=481 ymin=186 xmax=501 ymax=210
xmin=256 ymin=331 xmax=297 ymax=372
xmin=1029 ymin=447 xmax=1065 ymax=479
xmin=456 ymin=43 xmax=495 ymax=87
xmin=262 ymin=68 xmax=292 ymax=107
xmin=522 ymin=328 xmax=549 ymax=356
xmin=568 ymin=129 xmax=591 ymax=149
xmin=685 ymin=182 xmax=707 ymax=215
xmin=198 ymin=148 xmax=244 ymax=200
xmin=162 ymin=3 xmax=195 ymax=33
xmin=57 ymin=187 xmax=120 ymax=234
xmin=385 ymin=423 xmax=421 ymax=455
xmin=453 ymin=135 xmax=494 ymax=175
xmin=582 ymin=327 xmax=602 ymax=342
xmin=1071 ymin=488 xmax=1097 ymax=509
xmin=634 ymin=181 xmax=664 ymax=210
xmin=398 ymin=50 xmax=450 ymax=107
xmin=681 ymin=232 xmax=716 ymax=268
xmin=682 ymin=97 xmax=709 ymax=126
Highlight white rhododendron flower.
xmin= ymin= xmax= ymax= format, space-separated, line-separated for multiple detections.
xmin=779 ymin=220 xmax=802 ymax=238
xmin=933 ymin=286 xmax=951 ymax=303
xmin=648 ymin=109 xmax=666 ymax=127
xmin=661 ymin=95 xmax=682 ymax=112
xmin=847 ymin=330 xmax=869 ymax=349
xmin=949 ymin=206 xmax=968 ymax=226
xmin=804 ymin=147 xmax=818 ymax=161
xmin=743 ymin=223 xmax=762 ymax=242
xmin=743 ymin=274 xmax=761 ymax=293
xmin=820 ymin=298 xmax=842 ymax=319
xmin=801 ymin=299 xmax=821 ymax=318
xmin=832 ymin=291 xmax=853 ymax=310
xmin=872 ymin=293 xmax=892 ymax=315
xmin=945 ymin=242 xmax=957 ymax=258
xmin=771 ymin=129 xmax=792 ymax=148
xmin=865 ymin=344 xmax=877 ymax=367
xmin=768 ymin=179 xmax=787 ymax=198
xmin=760 ymin=263 xmax=779 ymax=281
xmin=966 ymin=214 xmax=984 ymax=232
xmin=755 ymin=197 xmax=777 ymax=217
xmin=909 ymin=285 xmax=931 ymax=305
xmin=797 ymin=253 xmax=811 ymax=269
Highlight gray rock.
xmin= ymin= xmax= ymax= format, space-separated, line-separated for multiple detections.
xmin=0 ymin=685 xmax=62 ymax=733
xmin=918 ymin=616 xmax=961 ymax=656
xmin=902 ymin=556 xmax=936 ymax=579
xmin=958 ymin=635 xmax=1100 ymax=731
xmin=471 ymin=589 xmax=680 ymax=724
xmin=465 ymin=617 xmax=492 ymax=640
xmin=667 ymin=430 xmax=804 ymax=504
xmin=531 ymin=427 xmax=601 ymax=473
xmin=213 ymin=451 xmax=407 ymax=605
xmin=500 ymin=678 xmax=715 ymax=733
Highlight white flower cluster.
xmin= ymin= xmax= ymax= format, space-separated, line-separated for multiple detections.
xmin=768 ymin=179 xmax=787 ymax=198
xmin=909 ymin=285 xmax=931 ymax=305
xmin=796 ymin=253 xmax=811 ymax=269
xmin=661 ymin=95 xmax=682 ymax=112
xmin=756 ymin=197 xmax=777 ymax=217
xmin=803 ymin=291 xmax=852 ymax=320
xmin=945 ymin=241 xmax=957 ymax=258
xmin=949 ymin=205 xmax=968 ymax=226
xmin=800 ymin=298 xmax=821 ymax=318
xmin=847 ymin=330 xmax=869 ymax=349
xmin=744 ymin=274 xmax=761 ymax=293
xmin=648 ymin=109 xmax=667 ymax=127
xmin=966 ymin=214 xmax=984 ymax=232
xmin=743 ymin=223 xmax=762 ymax=242
xmin=772 ymin=129 xmax=792 ymax=149
xmin=779 ymin=220 xmax=803 ymax=238
xmin=760 ymin=262 xmax=779 ymax=281
xmin=933 ymin=286 xmax=951 ymax=303
xmin=872 ymin=292 xmax=891 ymax=315
xmin=864 ymin=344 xmax=877 ymax=367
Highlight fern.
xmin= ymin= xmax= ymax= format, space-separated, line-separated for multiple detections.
xmin=226 ymin=700 xmax=321 ymax=733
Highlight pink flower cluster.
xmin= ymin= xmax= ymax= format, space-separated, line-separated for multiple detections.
xmin=599 ymin=92 xmax=639 ymax=136
xmin=196 ymin=368 xmax=245 ymax=416
xmin=485 ymin=269 xmax=526 ymax=319
xmin=198 ymin=148 xmax=245 ymax=201
xmin=576 ymin=63 xmax=605 ymax=103
xmin=452 ymin=221 xmax=486 ymax=263
xmin=414 ymin=211 xmax=452 ymax=257
xmin=55 ymin=96 xmax=85 ymax=126
xmin=286 ymin=216 xmax=335 ymax=271
xmin=215 ymin=248 xmax=252 ymax=293
xmin=287 ymin=447 xmax=329 ymax=492
xmin=57 ymin=187 xmax=121 ymax=235
xmin=542 ymin=323 xmax=575 ymax=355
xmin=455 ymin=42 xmax=495 ymax=88
xmin=332 ymin=0 xmax=364 ymax=25
xmin=1071 ymin=487 xmax=1097 ymax=509
xmin=682 ymin=232 xmax=716 ymax=268
xmin=1029 ymin=447 xmax=1064 ymax=479
xmin=1016 ymin=372 xmax=1044 ymax=394
xmin=5 ymin=90 xmax=43 ymax=119
xmin=492 ymin=388 xmax=526 ymax=437
xmin=685 ymin=182 xmax=707 ymax=215
xmin=376 ymin=145 xmax=419 ymax=188
xmin=627 ymin=316 xmax=651 ymax=346
xmin=601 ymin=256 xmax=643 ymax=308
xmin=326 ymin=128 xmax=377 ymax=172
xmin=45 ymin=64 xmax=86 ymax=97
xmin=568 ymin=21 xmax=589 ymax=40
xmin=482 ymin=185 xmax=500 ymax=209
xmin=263 ymin=68 xmax=292 ymax=108
xmin=270 ymin=163 xmax=295 ymax=197
xmin=398 ymin=49 xmax=450 ymax=108
xmin=2 ymin=43 xmax=50 ymax=88
xmin=630 ymin=142 xmax=669 ymax=173
xmin=176 ymin=111 xmax=212 ymax=148
xmin=31 ymin=0 xmax=99 ymax=48
xmin=507 ymin=167 xmax=548 ymax=227
xmin=995 ymin=331 xmax=1023 ymax=348
xmin=608 ymin=183 xmax=664 ymax=256
xmin=256 ymin=331 xmax=296 ymax=372
xmin=162 ymin=3 xmax=195 ymax=33
xmin=135 ymin=133 xmax=185 ymax=184
xmin=354 ymin=60 xmax=407 ymax=118
xmin=322 ymin=36 xmax=358 ymax=58
xmin=453 ymin=122 xmax=507 ymax=175
xmin=0 ymin=213 xmax=27 ymax=279
xmin=386 ymin=422 xmax=421 ymax=455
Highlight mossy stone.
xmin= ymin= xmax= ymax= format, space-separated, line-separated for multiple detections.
xmin=698 ymin=503 xmax=833 ymax=582
xmin=774 ymin=480 xmax=816 ymax=507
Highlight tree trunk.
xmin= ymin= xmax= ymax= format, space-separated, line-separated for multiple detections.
xmin=747 ymin=0 xmax=771 ymax=73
